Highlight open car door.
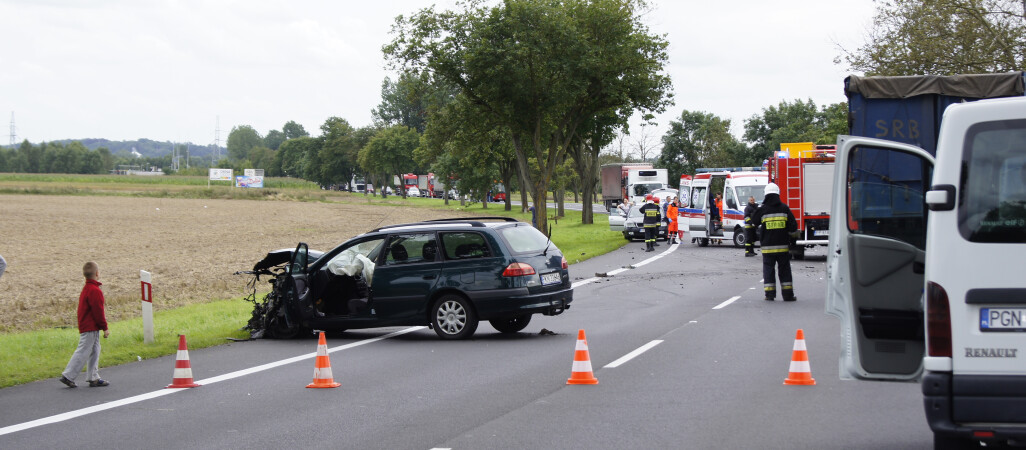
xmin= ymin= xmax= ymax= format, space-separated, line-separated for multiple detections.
xmin=274 ymin=242 xmax=314 ymax=338
xmin=825 ymin=136 xmax=935 ymax=381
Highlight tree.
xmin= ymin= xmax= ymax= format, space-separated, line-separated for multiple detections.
xmin=247 ymin=146 xmax=275 ymax=171
xmin=658 ymin=110 xmax=746 ymax=181
xmin=282 ymin=121 xmax=309 ymax=140
xmin=385 ymin=0 xmax=672 ymax=232
xmin=264 ymin=129 xmax=286 ymax=150
xmin=278 ymin=137 xmax=319 ymax=179
xmin=358 ymin=125 xmax=421 ymax=198
xmin=742 ymin=99 xmax=846 ymax=164
xmin=318 ymin=116 xmax=359 ymax=189
xmin=837 ymin=0 xmax=1026 ymax=75
xmin=372 ymin=71 xmax=434 ymax=133
xmin=569 ymin=112 xmax=620 ymax=223
xmin=226 ymin=125 xmax=263 ymax=161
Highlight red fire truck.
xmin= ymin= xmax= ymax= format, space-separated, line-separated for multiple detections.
xmin=766 ymin=142 xmax=836 ymax=259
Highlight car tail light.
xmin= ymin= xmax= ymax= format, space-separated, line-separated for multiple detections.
xmin=926 ymin=281 xmax=952 ymax=358
xmin=561 ymin=257 xmax=568 ymax=269
xmin=502 ymin=262 xmax=536 ymax=277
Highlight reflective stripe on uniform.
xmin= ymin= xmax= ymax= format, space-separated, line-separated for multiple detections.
xmin=761 ymin=245 xmax=789 ymax=253
xmin=781 ymin=282 xmax=793 ymax=289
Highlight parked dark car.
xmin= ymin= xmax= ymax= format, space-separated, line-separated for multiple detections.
xmin=242 ymin=217 xmax=573 ymax=340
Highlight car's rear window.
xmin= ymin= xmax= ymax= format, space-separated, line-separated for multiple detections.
xmin=498 ymin=225 xmax=549 ymax=253
xmin=958 ymin=119 xmax=1026 ymax=243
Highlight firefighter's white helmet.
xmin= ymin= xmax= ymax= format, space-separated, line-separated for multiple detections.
xmin=765 ymin=183 xmax=780 ymax=196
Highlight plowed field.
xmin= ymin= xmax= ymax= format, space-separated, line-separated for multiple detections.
xmin=0 ymin=195 xmax=454 ymax=332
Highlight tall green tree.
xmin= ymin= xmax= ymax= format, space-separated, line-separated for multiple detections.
xmin=742 ymin=99 xmax=846 ymax=164
xmin=358 ymin=125 xmax=421 ymax=198
xmin=282 ymin=121 xmax=310 ymax=140
xmin=318 ymin=117 xmax=359 ymax=189
xmin=278 ymin=136 xmax=319 ymax=179
xmin=226 ymin=125 xmax=263 ymax=161
xmin=372 ymin=71 xmax=436 ymax=133
xmin=385 ymin=0 xmax=672 ymax=232
xmin=264 ymin=129 xmax=286 ymax=150
xmin=659 ymin=110 xmax=746 ymax=181
xmin=837 ymin=0 xmax=1026 ymax=75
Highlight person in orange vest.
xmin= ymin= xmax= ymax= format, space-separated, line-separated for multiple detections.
xmin=714 ymin=193 xmax=724 ymax=244
xmin=667 ymin=198 xmax=679 ymax=244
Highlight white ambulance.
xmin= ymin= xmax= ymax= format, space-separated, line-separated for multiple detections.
xmin=680 ymin=168 xmax=769 ymax=247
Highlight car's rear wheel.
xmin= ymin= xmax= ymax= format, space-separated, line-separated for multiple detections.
xmin=490 ymin=315 xmax=532 ymax=333
xmin=698 ymin=238 xmax=709 ymax=247
xmin=432 ymin=294 xmax=478 ymax=340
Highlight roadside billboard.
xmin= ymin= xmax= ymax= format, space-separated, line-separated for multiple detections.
xmin=235 ymin=176 xmax=263 ymax=188
xmin=209 ymin=168 xmax=233 ymax=181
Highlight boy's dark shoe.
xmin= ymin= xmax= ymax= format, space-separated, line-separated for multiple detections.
xmin=88 ymin=379 xmax=110 ymax=387
xmin=59 ymin=375 xmax=77 ymax=388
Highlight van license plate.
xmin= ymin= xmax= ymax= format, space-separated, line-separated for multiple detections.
xmin=814 ymin=230 xmax=829 ymax=236
xmin=980 ymin=308 xmax=1026 ymax=331
xmin=541 ymin=272 xmax=561 ymax=286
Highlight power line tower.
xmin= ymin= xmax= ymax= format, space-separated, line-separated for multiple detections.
xmin=213 ymin=116 xmax=221 ymax=164
xmin=9 ymin=112 xmax=15 ymax=146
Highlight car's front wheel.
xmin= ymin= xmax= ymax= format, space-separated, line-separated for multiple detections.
xmin=432 ymin=294 xmax=478 ymax=340
xmin=489 ymin=315 xmax=532 ymax=333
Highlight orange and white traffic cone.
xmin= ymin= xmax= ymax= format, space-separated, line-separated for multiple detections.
xmin=566 ymin=329 xmax=599 ymax=385
xmin=306 ymin=331 xmax=341 ymax=388
xmin=783 ymin=329 xmax=816 ymax=386
xmin=167 ymin=334 xmax=201 ymax=388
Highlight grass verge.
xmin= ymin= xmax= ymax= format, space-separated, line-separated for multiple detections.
xmin=0 ymin=299 xmax=250 ymax=388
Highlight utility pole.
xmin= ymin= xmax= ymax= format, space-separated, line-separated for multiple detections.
xmin=9 ymin=112 xmax=15 ymax=146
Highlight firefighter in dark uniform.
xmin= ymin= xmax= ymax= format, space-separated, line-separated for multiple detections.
xmin=743 ymin=195 xmax=758 ymax=257
xmin=753 ymin=183 xmax=798 ymax=301
xmin=640 ymin=195 xmax=661 ymax=252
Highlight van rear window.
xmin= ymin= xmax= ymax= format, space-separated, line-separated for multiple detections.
xmin=958 ymin=119 xmax=1026 ymax=243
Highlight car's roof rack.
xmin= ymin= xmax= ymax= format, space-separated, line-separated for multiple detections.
xmin=369 ymin=217 xmax=520 ymax=233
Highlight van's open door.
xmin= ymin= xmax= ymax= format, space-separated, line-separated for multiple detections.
xmin=825 ymin=136 xmax=935 ymax=381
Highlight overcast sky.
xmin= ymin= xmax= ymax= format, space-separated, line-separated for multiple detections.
xmin=1 ymin=0 xmax=877 ymax=152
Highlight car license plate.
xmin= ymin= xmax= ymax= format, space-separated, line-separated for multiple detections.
xmin=814 ymin=229 xmax=829 ymax=236
xmin=980 ymin=308 xmax=1026 ymax=331
xmin=541 ymin=272 xmax=561 ymax=286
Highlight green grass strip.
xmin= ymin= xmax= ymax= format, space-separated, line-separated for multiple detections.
xmin=0 ymin=299 xmax=250 ymax=388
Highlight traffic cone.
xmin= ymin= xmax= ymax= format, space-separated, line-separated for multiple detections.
xmin=566 ymin=329 xmax=599 ymax=385
xmin=306 ymin=332 xmax=341 ymax=388
xmin=167 ymin=334 xmax=201 ymax=388
xmin=783 ymin=329 xmax=816 ymax=386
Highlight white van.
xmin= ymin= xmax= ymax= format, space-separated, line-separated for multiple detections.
xmin=681 ymin=168 xmax=768 ymax=247
xmin=826 ymin=97 xmax=1026 ymax=448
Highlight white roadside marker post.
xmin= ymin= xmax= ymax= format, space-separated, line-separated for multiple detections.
xmin=140 ymin=270 xmax=154 ymax=344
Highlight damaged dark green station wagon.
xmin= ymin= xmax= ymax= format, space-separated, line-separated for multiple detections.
xmin=244 ymin=217 xmax=574 ymax=340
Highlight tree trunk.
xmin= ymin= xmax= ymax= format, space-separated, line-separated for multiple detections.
xmin=557 ymin=187 xmax=565 ymax=217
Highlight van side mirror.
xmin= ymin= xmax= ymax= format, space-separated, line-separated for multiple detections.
xmin=926 ymin=185 xmax=956 ymax=211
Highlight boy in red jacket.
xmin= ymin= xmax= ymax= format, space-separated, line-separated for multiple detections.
xmin=59 ymin=261 xmax=110 ymax=388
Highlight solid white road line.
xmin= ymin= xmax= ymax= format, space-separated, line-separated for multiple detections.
xmin=604 ymin=340 xmax=664 ymax=368
xmin=712 ymin=296 xmax=741 ymax=310
xmin=569 ymin=242 xmax=679 ymax=289
xmin=0 ymin=326 xmax=426 ymax=437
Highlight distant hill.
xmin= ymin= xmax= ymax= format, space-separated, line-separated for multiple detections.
xmin=30 ymin=138 xmax=224 ymax=158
